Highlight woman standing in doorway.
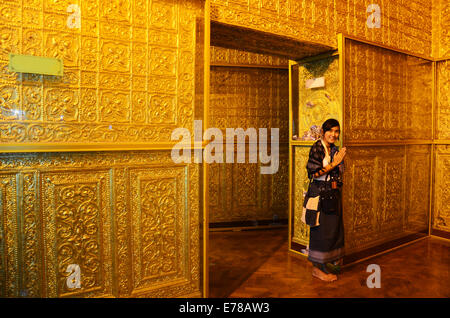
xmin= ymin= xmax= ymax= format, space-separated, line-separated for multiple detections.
xmin=305 ymin=118 xmax=346 ymax=282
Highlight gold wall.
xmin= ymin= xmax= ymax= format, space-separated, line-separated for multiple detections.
xmin=434 ymin=60 xmax=450 ymax=234
xmin=0 ymin=0 xmax=205 ymax=297
xmin=433 ymin=0 xmax=450 ymax=58
xmin=433 ymin=0 xmax=450 ymax=235
xmin=209 ymin=46 xmax=289 ymax=224
xmin=211 ymin=0 xmax=433 ymax=56
xmin=0 ymin=0 xmax=204 ymax=147
xmin=342 ymin=38 xmax=432 ymax=254
xmin=0 ymin=151 xmax=201 ymax=297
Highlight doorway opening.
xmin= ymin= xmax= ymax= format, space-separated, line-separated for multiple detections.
xmin=207 ymin=21 xmax=335 ymax=297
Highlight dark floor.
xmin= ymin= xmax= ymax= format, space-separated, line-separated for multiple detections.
xmin=209 ymin=227 xmax=450 ymax=298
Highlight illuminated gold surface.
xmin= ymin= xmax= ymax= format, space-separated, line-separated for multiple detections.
xmin=0 ymin=0 xmax=448 ymax=299
xmin=0 ymin=150 xmax=201 ymax=298
xmin=210 ymin=46 xmax=289 ymax=68
xmin=434 ymin=146 xmax=450 ymax=233
xmin=211 ymin=0 xmax=433 ymax=56
xmin=292 ymin=146 xmax=311 ymax=246
xmin=0 ymin=0 xmax=205 ymax=149
xmin=209 ymin=51 xmax=289 ymax=223
xmin=342 ymin=145 xmax=430 ymax=253
xmin=432 ymin=0 xmax=450 ymax=58
xmin=436 ymin=60 xmax=450 ymax=140
xmin=342 ymin=38 xmax=432 ymax=254
xmin=344 ymin=39 xmax=433 ymax=142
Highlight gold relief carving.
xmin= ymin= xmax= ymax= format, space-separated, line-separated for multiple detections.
xmin=133 ymin=0 xmax=148 ymax=27
xmin=435 ymin=146 xmax=450 ymax=232
xmin=44 ymin=12 xmax=72 ymax=31
xmin=81 ymin=71 xmax=97 ymax=87
xmin=148 ymin=76 xmax=176 ymax=93
xmin=341 ymin=146 xmax=428 ymax=254
xmin=132 ymin=91 xmax=147 ymax=123
xmin=0 ymin=173 xmax=18 ymax=297
xmin=208 ymin=163 xmax=220 ymax=208
xmin=272 ymin=149 xmax=288 ymax=212
xmin=148 ymin=94 xmax=176 ymax=124
xmin=80 ymin=88 xmax=97 ymax=122
xmin=81 ymin=0 xmax=98 ymax=20
xmin=0 ymin=0 xmax=203 ymax=146
xmin=345 ymin=39 xmax=432 ymax=142
xmin=234 ymin=163 xmax=258 ymax=207
xmin=99 ymin=73 xmax=130 ymax=90
xmin=212 ymin=0 xmax=433 ymax=56
xmin=132 ymin=43 xmax=147 ymax=76
xmin=149 ymin=47 xmax=176 ymax=76
xmin=44 ymin=0 xmax=75 ymax=13
xmin=405 ymin=146 xmax=429 ymax=232
xmin=437 ymin=61 xmax=450 ymax=139
xmin=100 ymin=22 xmax=130 ymax=41
xmin=0 ymin=150 xmax=201 ymax=297
xmin=113 ymin=167 xmax=131 ymax=296
xmin=0 ymin=4 xmax=21 ymax=27
xmin=293 ymin=146 xmax=310 ymax=246
xmin=0 ymin=60 xmax=19 ymax=82
xmin=150 ymin=1 xmax=176 ymax=30
xmin=0 ymin=85 xmax=20 ymax=120
xmin=132 ymin=27 xmax=146 ymax=44
xmin=100 ymin=91 xmax=130 ymax=122
xmin=23 ymin=85 xmax=42 ymax=121
xmin=23 ymin=29 xmax=43 ymax=56
xmin=148 ymin=29 xmax=177 ymax=47
xmin=81 ymin=37 xmax=98 ymax=71
xmin=44 ymin=32 xmax=79 ymax=68
xmin=100 ymin=41 xmax=130 ymax=73
xmin=22 ymin=173 xmax=42 ymax=297
xmin=380 ymin=159 xmax=404 ymax=227
xmin=433 ymin=0 xmax=450 ymax=57
xmin=0 ymin=26 xmax=20 ymax=60
xmin=41 ymin=170 xmax=113 ymax=297
xmin=128 ymin=163 xmax=199 ymax=296
xmin=81 ymin=19 xmax=99 ymax=37
xmin=45 ymin=88 xmax=79 ymax=122
xmin=101 ymin=0 xmax=130 ymax=23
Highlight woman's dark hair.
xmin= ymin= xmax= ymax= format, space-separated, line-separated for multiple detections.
xmin=322 ymin=118 xmax=340 ymax=139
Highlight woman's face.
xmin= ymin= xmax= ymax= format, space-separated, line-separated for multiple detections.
xmin=323 ymin=126 xmax=340 ymax=144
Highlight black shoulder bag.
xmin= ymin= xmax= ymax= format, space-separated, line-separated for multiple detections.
xmin=319 ymin=174 xmax=340 ymax=214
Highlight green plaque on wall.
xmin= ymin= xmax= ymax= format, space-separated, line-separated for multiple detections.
xmin=8 ymin=53 xmax=63 ymax=76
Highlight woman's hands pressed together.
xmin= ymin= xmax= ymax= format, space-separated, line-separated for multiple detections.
xmin=332 ymin=147 xmax=347 ymax=167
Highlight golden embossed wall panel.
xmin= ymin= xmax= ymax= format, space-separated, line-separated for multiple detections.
xmin=434 ymin=60 xmax=450 ymax=235
xmin=432 ymin=0 xmax=450 ymax=58
xmin=0 ymin=151 xmax=201 ymax=298
xmin=0 ymin=0 xmax=205 ymax=147
xmin=436 ymin=60 xmax=450 ymax=140
xmin=292 ymin=146 xmax=311 ymax=246
xmin=342 ymin=145 xmax=429 ymax=254
xmin=209 ymin=61 xmax=289 ymax=224
xmin=434 ymin=145 xmax=450 ymax=233
xmin=210 ymin=46 xmax=289 ymax=67
xmin=211 ymin=0 xmax=433 ymax=56
xmin=405 ymin=145 xmax=430 ymax=233
xmin=344 ymin=39 xmax=432 ymax=142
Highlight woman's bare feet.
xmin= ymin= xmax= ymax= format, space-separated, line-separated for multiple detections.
xmin=312 ymin=267 xmax=337 ymax=282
